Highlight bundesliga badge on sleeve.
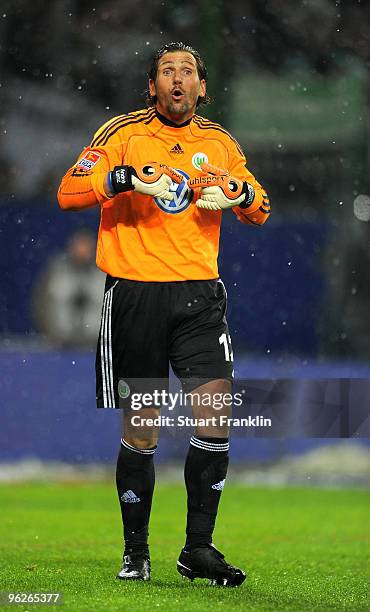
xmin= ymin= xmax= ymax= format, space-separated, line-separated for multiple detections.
xmin=76 ymin=151 xmax=101 ymax=172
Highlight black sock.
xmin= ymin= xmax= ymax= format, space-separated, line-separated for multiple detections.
xmin=116 ymin=438 xmax=156 ymax=556
xmin=184 ymin=436 xmax=229 ymax=549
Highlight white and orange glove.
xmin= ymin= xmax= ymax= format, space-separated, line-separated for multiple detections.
xmin=188 ymin=162 xmax=255 ymax=211
xmin=108 ymin=162 xmax=183 ymax=200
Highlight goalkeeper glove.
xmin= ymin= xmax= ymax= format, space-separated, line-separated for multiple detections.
xmin=109 ymin=163 xmax=182 ymax=200
xmin=188 ymin=162 xmax=255 ymax=211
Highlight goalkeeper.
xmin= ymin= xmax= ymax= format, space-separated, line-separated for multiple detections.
xmin=58 ymin=42 xmax=270 ymax=587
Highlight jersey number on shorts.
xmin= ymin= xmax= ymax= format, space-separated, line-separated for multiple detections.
xmin=219 ymin=333 xmax=234 ymax=362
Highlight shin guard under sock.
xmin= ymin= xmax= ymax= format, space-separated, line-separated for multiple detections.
xmin=184 ymin=436 xmax=229 ymax=549
xmin=116 ymin=438 xmax=156 ymax=555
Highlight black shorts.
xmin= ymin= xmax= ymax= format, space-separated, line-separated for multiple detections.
xmin=95 ymin=276 xmax=234 ymax=408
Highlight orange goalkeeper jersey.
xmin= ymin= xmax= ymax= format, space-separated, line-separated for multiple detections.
xmin=58 ymin=108 xmax=270 ymax=281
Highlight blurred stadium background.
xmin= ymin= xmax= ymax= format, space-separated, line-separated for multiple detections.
xmin=0 ymin=0 xmax=369 ymax=483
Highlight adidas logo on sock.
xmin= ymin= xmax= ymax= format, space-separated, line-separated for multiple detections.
xmin=121 ymin=490 xmax=141 ymax=503
xmin=211 ymin=479 xmax=225 ymax=491
xmin=170 ymin=143 xmax=184 ymax=154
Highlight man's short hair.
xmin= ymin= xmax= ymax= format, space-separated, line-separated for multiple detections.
xmin=145 ymin=42 xmax=212 ymax=108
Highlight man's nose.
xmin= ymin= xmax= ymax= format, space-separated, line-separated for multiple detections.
xmin=173 ymin=71 xmax=183 ymax=83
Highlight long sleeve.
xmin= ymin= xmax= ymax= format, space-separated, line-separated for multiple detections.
xmin=57 ymin=130 xmax=124 ymax=211
xmin=228 ymin=140 xmax=270 ymax=226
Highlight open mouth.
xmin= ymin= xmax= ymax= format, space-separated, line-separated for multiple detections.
xmin=171 ymin=89 xmax=184 ymax=102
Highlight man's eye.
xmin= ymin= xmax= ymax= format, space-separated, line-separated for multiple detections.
xmin=163 ymin=69 xmax=172 ymax=76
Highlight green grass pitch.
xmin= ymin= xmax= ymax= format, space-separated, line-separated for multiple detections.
xmin=0 ymin=482 xmax=369 ymax=611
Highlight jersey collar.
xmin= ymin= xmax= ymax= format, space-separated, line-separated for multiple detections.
xmin=154 ymin=109 xmax=193 ymax=128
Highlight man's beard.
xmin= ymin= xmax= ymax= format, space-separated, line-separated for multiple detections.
xmin=166 ymin=99 xmax=191 ymax=118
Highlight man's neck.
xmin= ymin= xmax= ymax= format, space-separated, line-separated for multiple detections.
xmin=155 ymin=108 xmax=193 ymax=128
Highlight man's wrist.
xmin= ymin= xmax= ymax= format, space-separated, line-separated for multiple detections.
xmin=110 ymin=165 xmax=136 ymax=194
xmin=103 ymin=172 xmax=115 ymax=198
xmin=238 ymin=182 xmax=255 ymax=209
xmin=107 ymin=171 xmax=114 ymax=194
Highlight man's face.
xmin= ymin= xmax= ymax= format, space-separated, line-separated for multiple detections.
xmin=149 ymin=51 xmax=206 ymax=124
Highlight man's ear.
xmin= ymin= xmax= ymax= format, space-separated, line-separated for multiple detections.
xmin=199 ymin=79 xmax=206 ymax=98
xmin=148 ymin=79 xmax=156 ymax=97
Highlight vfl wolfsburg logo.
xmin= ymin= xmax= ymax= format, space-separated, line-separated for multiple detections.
xmin=118 ymin=379 xmax=130 ymax=399
xmin=154 ymin=169 xmax=192 ymax=214
xmin=192 ymin=152 xmax=208 ymax=171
